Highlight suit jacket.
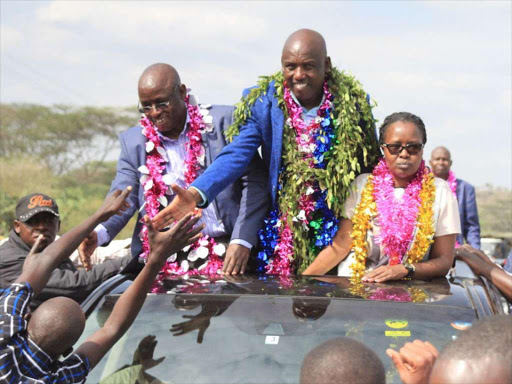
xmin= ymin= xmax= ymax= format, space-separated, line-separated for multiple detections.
xmin=456 ymin=178 xmax=481 ymax=248
xmin=101 ymin=105 xmax=269 ymax=258
xmin=192 ymin=81 xmax=378 ymax=207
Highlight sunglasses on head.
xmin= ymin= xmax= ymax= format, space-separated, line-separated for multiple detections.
xmin=381 ymin=143 xmax=424 ymax=155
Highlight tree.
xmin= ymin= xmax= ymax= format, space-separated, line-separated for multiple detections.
xmin=0 ymin=103 xmax=138 ymax=178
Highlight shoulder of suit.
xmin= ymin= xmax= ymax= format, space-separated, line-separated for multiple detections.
xmin=456 ymin=178 xmax=474 ymax=189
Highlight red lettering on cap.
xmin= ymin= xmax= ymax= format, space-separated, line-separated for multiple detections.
xmin=28 ymin=195 xmax=53 ymax=209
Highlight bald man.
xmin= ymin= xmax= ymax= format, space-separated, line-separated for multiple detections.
xmin=429 ymin=315 xmax=512 ymax=384
xmin=79 ymin=63 xmax=268 ymax=275
xmin=0 ymin=188 xmax=203 ymax=382
xmin=300 ymin=337 xmax=385 ymax=384
xmin=430 ymin=146 xmax=481 ymax=248
xmin=153 ymin=29 xmax=380 ymax=274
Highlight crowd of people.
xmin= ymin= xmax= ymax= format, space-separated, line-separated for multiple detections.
xmin=1 ymin=28 xmax=511 ymax=383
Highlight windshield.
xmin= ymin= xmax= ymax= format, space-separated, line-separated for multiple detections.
xmin=79 ymin=292 xmax=476 ymax=384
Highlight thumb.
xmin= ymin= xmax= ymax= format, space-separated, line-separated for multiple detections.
xmin=121 ymin=185 xmax=133 ymax=199
xmin=386 ymin=349 xmax=406 ymax=371
xmin=144 ymin=215 xmax=154 ymax=232
xmin=171 ymin=184 xmax=186 ymax=195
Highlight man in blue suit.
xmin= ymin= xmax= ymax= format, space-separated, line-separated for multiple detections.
xmin=430 ymin=146 xmax=481 ymax=248
xmin=153 ymin=30 xmax=380 ymax=273
xmin=79 ymin=63 xmax=268 ymax=274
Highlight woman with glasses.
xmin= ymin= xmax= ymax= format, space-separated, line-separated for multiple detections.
xmin=304 ymin=112 xmax=460 ymax=282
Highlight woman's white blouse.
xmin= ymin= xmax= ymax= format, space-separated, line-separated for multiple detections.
xmin=337 ymin=173 xmax=461 ymax=276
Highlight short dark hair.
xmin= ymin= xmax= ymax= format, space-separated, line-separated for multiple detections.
xmin=378 ymin=112 xmax=427 ymax=145
xmin=437 ymin=315 xmax=511 ymax=364
xmin=300 ymin=337 xmax=385 ymax=384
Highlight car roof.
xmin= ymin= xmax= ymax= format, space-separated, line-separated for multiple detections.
xmin=81 ymin=267 xmax=506 ymax=319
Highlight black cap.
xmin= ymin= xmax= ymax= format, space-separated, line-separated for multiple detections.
xmin=15 ymin=193 xmax=60 ymax=222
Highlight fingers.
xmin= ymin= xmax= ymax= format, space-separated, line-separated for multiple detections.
xmin=386 ymin=348 xmax=406 ymax=371
xmin=171 ymin=183 xmax=186 ymax=195
xmin=152 ymin=209 xmax=171 ymax=231
xmin=418 ymin=340 xmax=439 ymax=358
xmin=173 ymin=212 xmax=200 ymax=233
xmin=222 ymin=254 xmax=236 ymax=274
xmin=197 ymin=327 xmax=206 ymax=344
xmin=362 ymin=267 xmax=385 ymax=282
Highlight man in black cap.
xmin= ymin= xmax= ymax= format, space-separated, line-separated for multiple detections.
xmin=0 ymin=193 xmax=130 ymax=309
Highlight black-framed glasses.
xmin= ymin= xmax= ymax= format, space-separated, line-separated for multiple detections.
xmin=137 ymin=84 xmax=179 ymax=114
xmin=381 ymin=143 xmax=424 ymax=155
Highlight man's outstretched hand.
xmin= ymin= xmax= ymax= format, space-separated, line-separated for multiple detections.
xmin=146 ymin=212 xmax=204 ymax=266
xmin=152 ymin=184 xmax=202 ymax=231
xmin=97 ymin=186 xmax=132 ymax=222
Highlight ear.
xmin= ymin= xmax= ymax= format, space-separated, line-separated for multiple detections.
xmin=14 ymin=220 xmax=21 ymax=234
xmin=324 ymin=56 xmax=332 ymax=78
xmin=179 ymin=84 xmax=187 ymax=101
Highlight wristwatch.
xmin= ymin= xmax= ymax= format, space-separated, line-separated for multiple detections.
xmin=404 ymin=263 xmax=416 ymax=278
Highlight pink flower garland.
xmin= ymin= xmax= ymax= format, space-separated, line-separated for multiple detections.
xmin=284 ymin=82 xmax=332 ymax=162
xmin=138 ymin=95 xmax=223 ymax=288
xmin=266 ymin=218 xmax=293 ymax=276
xmin=372 ymin=158 xmax=427 ymax=265
xmin=266 ymin=83 xmax=332 ymax=275
xmin=447 ymin=170 xmax=457 ymax=196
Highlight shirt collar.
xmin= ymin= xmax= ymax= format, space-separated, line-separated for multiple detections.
xmin=25 ymin=336 xmax=53 ymax=371
xmin=290 ymin=91 xmax=325 ymax=116
xmin=155 ymin=113 xmax=190 ymax=143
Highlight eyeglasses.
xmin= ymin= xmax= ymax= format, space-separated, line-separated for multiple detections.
xmin=137 ymin=84 xmax=179 ymax=114
xmin=381 ymin=143 xmax=424 ymax=155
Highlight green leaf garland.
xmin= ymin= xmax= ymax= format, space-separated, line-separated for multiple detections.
xmin=226 ymin=68 xmax=380 ymax=272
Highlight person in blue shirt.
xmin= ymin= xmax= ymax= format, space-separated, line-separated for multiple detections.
xmin=0 ymin=187 xmax=202 ymax=383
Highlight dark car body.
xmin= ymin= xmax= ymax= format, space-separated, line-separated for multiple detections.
xmin=78 ymin=264 xmax=508 ymax=384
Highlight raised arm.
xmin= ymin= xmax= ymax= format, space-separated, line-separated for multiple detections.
xmin=456 ymin=245 xmax=512 ymax=302
xmin=74 ymin=213 xmax=204 ymax=370
xmin=303 ymin=218 xmax=353 ymax=275
xmin=152 ymin=97 xmax=265 ymax=230
xmin=16 ymin=187 xmax=132 ymax=296
xmin=79 ymin=133 xmax=141 ymax=269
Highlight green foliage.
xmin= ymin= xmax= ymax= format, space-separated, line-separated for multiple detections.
xmin=0 ymin=103 xmax=139 ymax=239
xmin=225 ymin=68 xmax=380 ymax=272
xmin=477 ymin=185 xmax=512 ymax=238
xmin=0 ymin=103 xmax=138 ymax=177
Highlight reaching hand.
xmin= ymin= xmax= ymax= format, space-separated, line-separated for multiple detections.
xmin=170 ymin=314 xmax=211 ymax=344
xmin=387 ymin=340 xmax=439 ymax=384
xmin=78 ymin=231 xmax=98 ymax=271
xmin=145 ymin=212 xmax=204 ymax=266
xmin=97 ymin=186 xmax=132 ymax=222
xmin=132 ymin=335 xmax=165 ymax=370
xmin=222 ymin=244 xmax=250 ymax=275
xmin=152 ymin=184 xmax=201 ymax=231
xmin=455 ymin=245 xmax=495 ymax=276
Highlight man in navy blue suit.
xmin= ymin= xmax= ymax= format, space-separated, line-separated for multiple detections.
xmin=79 ymin=63 xmax=268 ymax=274
xmin=153 ymin=30 xmax=380 ymax=273
xmin=430 ymin=146 xmax=481 ymax=248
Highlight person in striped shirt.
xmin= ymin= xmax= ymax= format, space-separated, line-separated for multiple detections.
xmin=0 ymin=187 xmax=202 ymax=383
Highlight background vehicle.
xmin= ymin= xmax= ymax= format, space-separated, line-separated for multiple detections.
xmin=78 ymin=266 xmax=507 ymax=384
xmin=481 ymin=237 xmax=510 ymax=266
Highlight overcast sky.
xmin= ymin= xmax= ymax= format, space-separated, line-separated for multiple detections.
xmin=1 ymin=1 xmax=511 ymax=188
